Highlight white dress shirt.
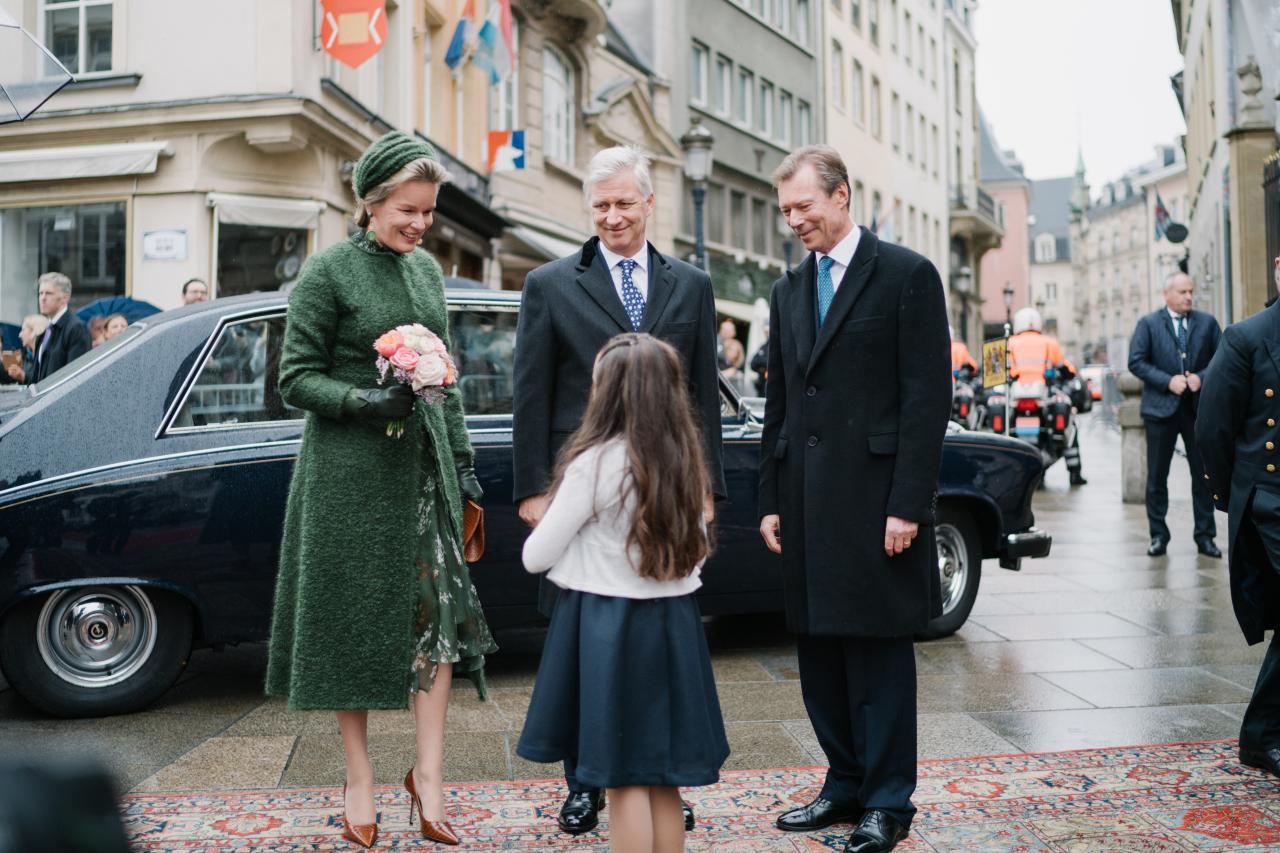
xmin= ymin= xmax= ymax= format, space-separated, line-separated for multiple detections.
xmin=522 ymin=438 xmax=704 ymax=599
xmin=815 ymin=224 xmax=862 ymax=292
xmin=598 ymin=243 xmax=649 ymax=303
xmin=1166 ymin=306 xmax=1189 ymax=335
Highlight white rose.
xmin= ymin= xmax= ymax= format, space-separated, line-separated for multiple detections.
xmin=411 ymin=351 xmax=448 ymax=390
xmin=397 ymin=324 xmax=432 ymax=353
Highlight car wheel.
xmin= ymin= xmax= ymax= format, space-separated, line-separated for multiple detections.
xmin=918 ymin=505 xmax=982 ymax=640
xmin=0 ymin=586 xmax=192 ymax=718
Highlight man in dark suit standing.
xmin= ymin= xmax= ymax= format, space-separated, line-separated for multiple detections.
xmin=1195 ymin=286 xmax=1280 ymax=776
xmin=1128 ymin=272 xmax=1222 ymax=557
xmin=32 ymin=272 xmax=91 ymax=383
xmin=511 ymin=145 xmax=725 ymax=835
xmin=758 ymin=146 xmax=951 ymax=853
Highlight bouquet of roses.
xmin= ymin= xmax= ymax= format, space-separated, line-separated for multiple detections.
xmin=372 ymin=324 xmax=458 ymax=438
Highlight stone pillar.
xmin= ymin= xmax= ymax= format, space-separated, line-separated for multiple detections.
xmin=1118 ymin=372 xmax=1146 ymax=504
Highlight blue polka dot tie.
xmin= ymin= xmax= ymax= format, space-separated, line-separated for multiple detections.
xmin=619 ymin=259 xmax=645 ymax=330
xmin=817 ymin=256 xmax=836 ymax=327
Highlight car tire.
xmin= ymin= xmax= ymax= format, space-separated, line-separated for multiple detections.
xmin=0 ymin=586 xmax=193 ymax=718
xmin=918 ymin=505 xmax=982 ymax=641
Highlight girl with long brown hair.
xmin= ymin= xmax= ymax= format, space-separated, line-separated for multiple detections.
xmin=517 ymin=333 xmax=729 ymax=852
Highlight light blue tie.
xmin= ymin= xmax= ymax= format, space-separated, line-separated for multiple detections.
xmin=619 ymin=259 xmax=645 ymax=330
xmin=817 ymin=256 xmax=836 ymax=327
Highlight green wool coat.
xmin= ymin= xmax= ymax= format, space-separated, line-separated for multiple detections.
xmin=265 ymin=236 xmax=474 ymax=710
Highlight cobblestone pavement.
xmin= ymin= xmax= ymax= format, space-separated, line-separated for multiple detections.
xmin=0 ymin=414 xmax=1258 ymax=795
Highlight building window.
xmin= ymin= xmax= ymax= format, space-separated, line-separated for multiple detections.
xmin=796 ymin=0 xmax=811 ymax=46
xmin=851 ymin=60 xmax=864 ymax=124
xmin=757 ymin=79 xmax=774 ymax=135
xmin=890 ymin=92 xmax=900 ymax=151
xmin=752 ymin=197 xmax=770 ymax=256
xmin=869 ymin=77 xmax=882 ymax=138
xmin=872 ymin=191 xmax=883 ymax=225
xmin=217 ymin=223 xmax=311 ymax=297
xmin=1035 ymin=233 xmax=1058 ymax=263
xmin=707 ymin=183 xmax=726 ymax=244
xmin=917 ymin=25 xmax=925 ymax=77
xmin=776 ymin=0 xmax=791 ymax=33
xmin=0 ymin=202 xmax=126 ymax=318
xmin=908 ymin=205 xmax=916 ymax=247
xmin=715 ymin=55 xmax=732 ymax=115
xmin=931 ymin=124 xmax=940 ymax=178
xmin=735 ymin=67 xmax=754 ymax=126
xmin=831 ymin=0 xmax=842 ymax=11
xmin=868 ymin=0 xmax=879 ymax=45
xmin=850 ymin=0 xmax=861 ymax=29
xmin=730 ymin=190 xmax=748 ymax=248
xmin=542 ymin=46 xmax=575 ymax=165
xmin=952 ymin=50 xmax=961 ymax=111
xmin=919 ymin=115 xmax=927 ymax=171
xmin=853 ymin=181 xmax=865 ymax=224
xmin=905 ymin=103 xmax=914 ymax=161
xmin=830 ymin=41 xmax=845 ymax=112
xmin=778 ymin=90 xmax=793 ymax=144
xmin=903 ymin=11 xmax=912 ymax=65
xmin=797 ymin=100 xmax=812 ymax=146
xmin=690 ymin=41 xmax=709 ymax=106
xmin=42 ymin=0 xmax=113 ymax=76
xmin=890 ymin=0 xmax=898 ymax=52
xmin=930 ymin=36 xmax=937 ymax=86
xmin=488 ymin=18 xmax=520 ymax=130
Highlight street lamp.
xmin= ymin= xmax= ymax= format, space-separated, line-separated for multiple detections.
xmin=680 ymin=116 xmax=715 ymax=273
xmin=1002 ymin=282 xmax=1015 ymax=330
xmin=777 ymin=213 xmax=794 ymax=271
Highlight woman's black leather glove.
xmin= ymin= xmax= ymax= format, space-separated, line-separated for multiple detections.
xmin=456 ymin=465 xmax=484 ymax=503
xmin=342 ymin=385 xmax=415 ymax=420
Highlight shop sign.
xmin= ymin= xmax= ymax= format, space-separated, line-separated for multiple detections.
xmin=143 ymin=229 xmax=188 ymax=261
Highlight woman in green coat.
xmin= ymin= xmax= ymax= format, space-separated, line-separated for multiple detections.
xmin=266 ymin=132 xmax=496 ymax=848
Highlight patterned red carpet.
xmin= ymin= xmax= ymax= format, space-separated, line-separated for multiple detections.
xmin=123 ymin=740 xmax=1280 ymax=851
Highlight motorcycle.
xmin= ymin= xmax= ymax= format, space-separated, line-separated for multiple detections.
xmin=985 ymin=372 xmax=1077 ymax=471
xmin=950 ymin=365 xmax=980 ymax=430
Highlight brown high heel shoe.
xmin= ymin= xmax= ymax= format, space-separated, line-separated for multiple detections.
xmin=404 ymin=767 xmax=460 ymax=845
xmin=340 ymin=783 xmax=379 ymax=848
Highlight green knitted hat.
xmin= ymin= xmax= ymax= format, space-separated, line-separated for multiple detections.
xmin=353 ymin=131 xmax=437 ymax=199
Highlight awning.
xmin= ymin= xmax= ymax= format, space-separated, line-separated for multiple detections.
xmin=0 ymin=140 xmax=172 ymax=183
xmin=207 ymin=192 xmax=326 ymax=230
xmin=507 ymin=225 xmax=584 ymax=262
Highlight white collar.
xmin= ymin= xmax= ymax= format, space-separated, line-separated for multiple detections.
xmin=1166 ymin=307 xmax=1188 ymax=322
xmin=819 ymin=224 xmax=861 ymax=269
xmin=48 ymin=306 xmax=67 ymax=327
xmin=599 ymin=242 xmax=649 ymax=273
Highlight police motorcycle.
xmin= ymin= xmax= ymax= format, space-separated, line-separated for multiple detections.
xmin=951 ymin=364 xmax=980 ymax=430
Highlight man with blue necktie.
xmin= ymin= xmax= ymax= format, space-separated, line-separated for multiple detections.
xmin=1128 ymin=272 xmax=1222 ymax=557
xmin=759 ymin=146 xmax=951 ymax=853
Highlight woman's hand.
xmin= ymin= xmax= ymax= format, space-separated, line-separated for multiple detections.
xmin=456 ymin=465 xmax=484 ymax=503
xmin=342 ymin=385 xmax=415 ymax=420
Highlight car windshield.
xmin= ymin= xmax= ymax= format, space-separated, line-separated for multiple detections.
xmin=33 ymin=325 xmax=144 ymax=395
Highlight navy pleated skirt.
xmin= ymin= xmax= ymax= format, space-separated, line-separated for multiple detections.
xmin=516 ymin=588 xmax=730 ymax=789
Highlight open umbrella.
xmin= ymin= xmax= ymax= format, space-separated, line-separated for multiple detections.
xmin=75 ymin=296 xmax=161 ymax=324
xmin=0 ymin=6 xmax=74 ymax=125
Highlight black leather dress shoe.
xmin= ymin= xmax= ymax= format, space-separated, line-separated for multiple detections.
xmin=1196 ymin=539 xmax=1222 ymax=558
xmin=776 ymin=797 xmax=864 ymax=832
xmin=558 ymin=790 xmax=605 ymax=835
xmin=844 ymin=809 xmax=909 ymax=853
xmin=683 ymin=800 xmax=694 ymax=831
xmin=1070 ymin=472 xmax=1088 ymax=486
xmin=1240 ymin=745 xmax=1280 ymax=777
xmin=1147 ymin=537 xmax=1168 ymax=557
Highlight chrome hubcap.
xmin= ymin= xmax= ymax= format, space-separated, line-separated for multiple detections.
xmin=935 ymin=524 xmax=969 ymax=614
xmin=36 ymin=586 xmax=156 ymax=688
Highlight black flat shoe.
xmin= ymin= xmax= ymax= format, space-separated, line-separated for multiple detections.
xmin=1240 ymin=745 xmax=1280 ymax=777
xmin=776 ymin=796 xmax=864 ymax=832
xmin=844 ymin=809 xmax=909 ymax=853
xmin=557 ymin=789 xmax=605 ymax=835
xmin=1196 ymin=539 xmax=1222 ymax=558
xmin=1069 ymin=473 xmax=1088 ymax=486
xmin=1147 ymin=537 xmax=1168 ymax=557
xmin=683 ymin=800 xmax=694 ymax=831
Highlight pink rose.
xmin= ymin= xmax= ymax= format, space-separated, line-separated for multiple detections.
xmin=411 ymin=351 xmax=448 ymax=390
xmin=374 ymin=330 xmax=403 ymax=358
xmin=389 ymin=345 xmax=420 ymax=372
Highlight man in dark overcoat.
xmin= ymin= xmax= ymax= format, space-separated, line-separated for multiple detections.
xmin=32 ymin=272 xmax=91 ymax=383
xmin=1196 ymin=266 xmax=1280 ymax=777
xmin=511 ymin=145 xmax=725 ymax=835
xmin=1128 ymin=272 xmax=1222 ymax=557
xmin=758 ymin=145 xmax=950 ymax=853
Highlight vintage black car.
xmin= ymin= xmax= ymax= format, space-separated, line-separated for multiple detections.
xmin=0 ymin=291 xmax=1050 ymax=717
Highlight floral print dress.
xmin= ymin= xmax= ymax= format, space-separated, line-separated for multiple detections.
xmin=410 ymin=451 xmax=497 ymax=699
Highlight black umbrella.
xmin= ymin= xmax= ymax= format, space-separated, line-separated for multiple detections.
xmin=0 ymin=7 xmax=74 ymax=125
xmin=75 ymin=296 xmax=161 ymax=324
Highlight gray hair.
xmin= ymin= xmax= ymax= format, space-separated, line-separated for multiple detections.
xmin=771 ymin=144 xmax=851 ymax=210
xmin=1164 ymin=271 xmax=1193 ymax=291
xmin=584 ymin=146 xmax=653 ymax=200
xmin=353 ymin=156 xmax=452 ymax=228
xmin=37 ymin=271 xmax=72 ymax=295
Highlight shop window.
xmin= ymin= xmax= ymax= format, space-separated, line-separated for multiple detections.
xmin=0 ymin=201 xmax=125 ymax=318
xmin=216 ymin=225 xmax=309 ymax=298
xmin=173 ymin=316 xmax=301 ymax=429
xmin=542 ymin=46 xmax=575 ymax=165
xmin=42 ymin=0 xmax=113 ymax=76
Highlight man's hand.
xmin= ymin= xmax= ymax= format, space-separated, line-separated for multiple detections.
xmin=1186 ymin=372 xmax=1202 ymax=393
xmin=5 ymin=364 xmax=23 ymax=382
xmin=759 ymin=514 xmax=782 ymax=554
xmin=518 ymin=494 xmax=550 ymax=528
xmin=704 ymin=495 xmax=716 ymax=525
xmin=1168 ymin=374 xmax=1189 ymax=395
xmin=884 ymin=516 xmax=919 ymax=557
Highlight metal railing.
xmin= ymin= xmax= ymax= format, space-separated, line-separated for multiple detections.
xmin=951 ymin=182 xmax=1005 ymax=229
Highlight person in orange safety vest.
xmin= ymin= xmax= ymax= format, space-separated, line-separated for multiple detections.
xmin=1005 ymin=307 xmax=1086 ymax=485
xmin=950 ymin=329 xmax=978 ymax=376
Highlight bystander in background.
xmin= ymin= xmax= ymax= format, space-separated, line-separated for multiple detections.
xmin=182 ymin=278 xmax=209 ymax=305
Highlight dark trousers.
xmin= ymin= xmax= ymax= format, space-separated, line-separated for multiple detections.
xmin=1242 ymin=490 xmax=1280 ymax=749
xmin=796 ymin=634 xmax=917 ymax=825
xmin=1144 ymin=401 xmax=1215 ymax=542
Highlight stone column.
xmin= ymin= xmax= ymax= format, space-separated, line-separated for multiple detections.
xmin=1118 ymin=372 xmax=1146 ymax=504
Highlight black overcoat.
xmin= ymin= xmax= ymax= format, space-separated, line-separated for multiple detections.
xmin=758 ymin=228 xmax=951 ymax=637
xmin=511 ymin=237 xmax=726 ymax=502
xmin=1195 ymin=300 xmax=1280 ymax=645
xmin=33 ymin=310 xmax=91 ymax=382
